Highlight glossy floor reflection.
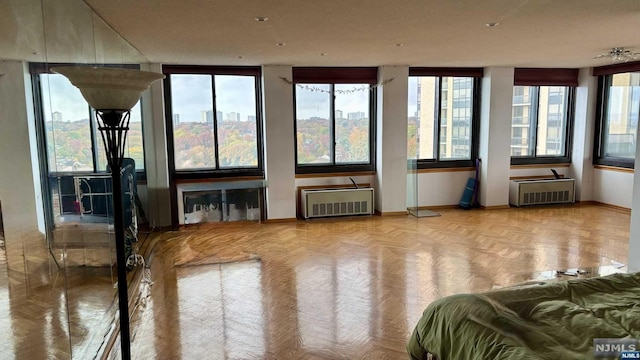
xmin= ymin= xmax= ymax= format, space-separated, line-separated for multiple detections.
xmin=0 ymin=230 xmax=117 ymax=359
xmin=127 ymin=205 xmax=630 ymax=360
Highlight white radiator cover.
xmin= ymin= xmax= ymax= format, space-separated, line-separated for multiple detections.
xmin=509 ymin=178 xmax=575 ymax=206
xmin=301 ymin=188 xmax=374 ymax=219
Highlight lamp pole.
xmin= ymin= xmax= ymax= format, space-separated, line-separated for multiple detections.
xmin=96 ymin=109 xmax=132 ymax=360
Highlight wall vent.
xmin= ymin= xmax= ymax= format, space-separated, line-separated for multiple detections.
xmin=509 ymin=179 xmax=575 ymax=207
xmin=301 ymin=188 xmax=374 ymax=219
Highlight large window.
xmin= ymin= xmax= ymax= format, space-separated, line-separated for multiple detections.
xmin=510 ymin=68 xmax=578 ymax=165
xmin=293 ymin=67 xmax=376 ymax=174
xmin=510 ymin=86 xmax=572 ymax=162
xmin=408 ymin=68 xmax=482 ymax=168
xmin=163 ymin=66 xmax=262 ymax=177
xmin=33 ymin=64 xmax=145 ymax=173
xmin=594 ymin=71 xmax=640 ymax=168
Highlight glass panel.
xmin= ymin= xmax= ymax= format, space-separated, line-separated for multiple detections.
xmin=214 ymin=75 xmax=259 ymax=168
xmin=296 ymin=84 xmax=331 ymax=165
xmin=407 ymin=78 xmax=419 ymax=213
xmin=41 ymin=74 xmax=93 ymax=172
xmin=407 ymin=77 xmax=419 ymax=160
xmin=334 ymin=84 xmax=370 ymax=164
xmin=411 ymin=77 xmax=437 ymax=160
xmin=511 ymin=86 xmax=535 ymax=157
xmin=603 ymin=73 xmax=640 ymax=159
xmin=96 ymin=101 xmax=145 ymax=171
xmin=536 ymin=86 xmax=568 ymax=156
xmin=443 ymin=77 xmax=473 ymax=160
xmin=170 ymin=74 xmax=216 ymax=170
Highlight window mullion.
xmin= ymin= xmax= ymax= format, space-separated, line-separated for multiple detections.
xmin=331 ymin=84 xmax=336 ymax=165
xmin=211 ymin=75 xmax=220 ymax=170
xmin=531 ymin=87 xmax=540 ymax=157
xmin=435 ymin=77 xmax=442 ymax=161
xmin=562 ymin=88 xmax=571 ymax=157
xmin=89 ymin=106 xmax=100 ymax=172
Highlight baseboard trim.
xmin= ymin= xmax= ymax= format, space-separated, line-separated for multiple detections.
xmin=480 ymin=205 xmax=511 ymax=210
xmin=582 ymin=201 xmax=631 ymax=214
xmin=374 ymin=210 xmax=408 ymax=216
xmin=409 ymin=205 xmax=460 ymax=211
xmin=264 ymin=218 xmax=298 ymax=223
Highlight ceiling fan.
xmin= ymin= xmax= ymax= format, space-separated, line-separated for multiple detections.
xmin=593 ymin=47 xmax=640 ymax=63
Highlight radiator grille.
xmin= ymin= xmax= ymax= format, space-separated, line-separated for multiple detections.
xmin=522 ymin=190 xmax=570 ymax=205
xmin=301 ymin=188 xmax=374 ymax=219
xmin=509 ymin=179 xmax=575 ymax=207
xmin=312 ymin=201 xmax=369 ymax=216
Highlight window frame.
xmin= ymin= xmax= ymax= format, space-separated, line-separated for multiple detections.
xmin=29 ymin=63 xmax=147 ymax=180
xmin=593 ymin=73 xmax=640 ymax=169
xmin=292 ymin=67 xmax=377 ymax=175
xmin=162 ymin=65 xmax=265 ymax=180
xmin=510 ymin=85 xmax=576 ymax=165
xmin=509 ymin=68 xmax=579 ymax=166
xmin=408 ymin=68 xmax=483 ymax=169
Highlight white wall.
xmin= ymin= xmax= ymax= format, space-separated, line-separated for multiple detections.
xmin=571 ymin=68 xmax=597 ymax=202
xmin=479 ymin=67 xmax=514 ymax=207
xmin=408 ymin=171 xmax=474 ymax=207
xmin=510 ymin=166 xmax=570 ymax=179
xmin=295 ymin=175 xmax=376 ymax=189
xmin=142 ymin=63 xmax=172 ymax=227
xmin=0 ymin=61 xmax=44 ymax=239
xmin=262 ymin=66 xmax=296 ymax=220
xmin=592 ymin=169 xmax=633 ymax=209
xmin=375 ymin=66 xmax=409 ymax=213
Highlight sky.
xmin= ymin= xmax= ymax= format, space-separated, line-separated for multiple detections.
xmin=42 ymin=72 xmax=420 ymax=122
xmin=296 ymin=83 xmax=372 ymax=119
xmin=407 ymin=77 xmax=419 ymax=117
xmin=170 ymin=74 xmax=256 ymax=122
xmin=43 ymin=74 xmax=142 ymax=122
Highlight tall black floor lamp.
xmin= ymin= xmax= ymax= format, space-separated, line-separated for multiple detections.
xmin=52 ymin=66 xmax=164 ymax=360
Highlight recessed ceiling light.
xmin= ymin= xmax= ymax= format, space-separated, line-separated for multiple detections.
xmin=395 ymin=43 xmax=404 ymax=47
xmin=255 ymin=17 xmax=269 ymax=22
xmin=485 ymin=22 xmax=499 ymax=27
xmin=276 ymin=42 xmax=286 ymax=46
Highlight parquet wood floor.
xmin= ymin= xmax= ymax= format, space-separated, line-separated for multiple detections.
xmin=0 ymin=204 xmax=631 ymax=359
xmin=125 ymin=205 xmax=629 ymax=360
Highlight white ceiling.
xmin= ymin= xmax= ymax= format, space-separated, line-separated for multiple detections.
xmin=3 ymin=0 xmax=640 ymax=68
xmin=83 ymin=0 xmax=640 ymax=68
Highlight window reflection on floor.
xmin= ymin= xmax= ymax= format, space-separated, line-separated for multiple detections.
xmin=296 ymin=254 xmax=372 ymax=352
xmin=176 ymin=260 xmax=264 ymax=359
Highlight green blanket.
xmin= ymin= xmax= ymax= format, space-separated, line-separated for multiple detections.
xmin=407 ymin=272 xmax=640 ymax=360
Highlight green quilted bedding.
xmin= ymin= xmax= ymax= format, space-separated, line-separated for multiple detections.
xmin=407 ymin=272 xmax=640 ymax=360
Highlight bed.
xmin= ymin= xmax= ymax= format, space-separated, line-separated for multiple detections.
xmin=407 ymin=272 xmax=640 ymax=360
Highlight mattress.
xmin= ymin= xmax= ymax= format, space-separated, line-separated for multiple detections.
xmin=407 ymin=272 xmax=640 ymax=360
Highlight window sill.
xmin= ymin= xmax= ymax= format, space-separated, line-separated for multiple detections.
xmin=175 ymin=175 xmax=265 ymax=184
xmin=510 ymin=163 xmax=570 ymax=170
xmin=593 ymin=164 xmax=634 ymax=173
xmin=295 ymin=170 xmax=375 ymax=179
xmin=510 ymin=157 xmax=571 ymax=166
xmin=408 ymin=167 xmax=475 ymax=174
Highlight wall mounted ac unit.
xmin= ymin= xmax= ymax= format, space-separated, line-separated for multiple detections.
xmin=301 ymin=188 xmax=374 ymax=219
xmin=509 ymin=178 xmax=575 ymax=207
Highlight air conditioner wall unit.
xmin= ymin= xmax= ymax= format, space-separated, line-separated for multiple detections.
xmin=301 ymin=188 xmax=374 ymax=219
xmin=509 ymin=178 xmax=575 ymax=207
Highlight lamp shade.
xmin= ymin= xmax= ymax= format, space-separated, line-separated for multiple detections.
xmin=52 ymin=66 xmax=165 ymax=111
